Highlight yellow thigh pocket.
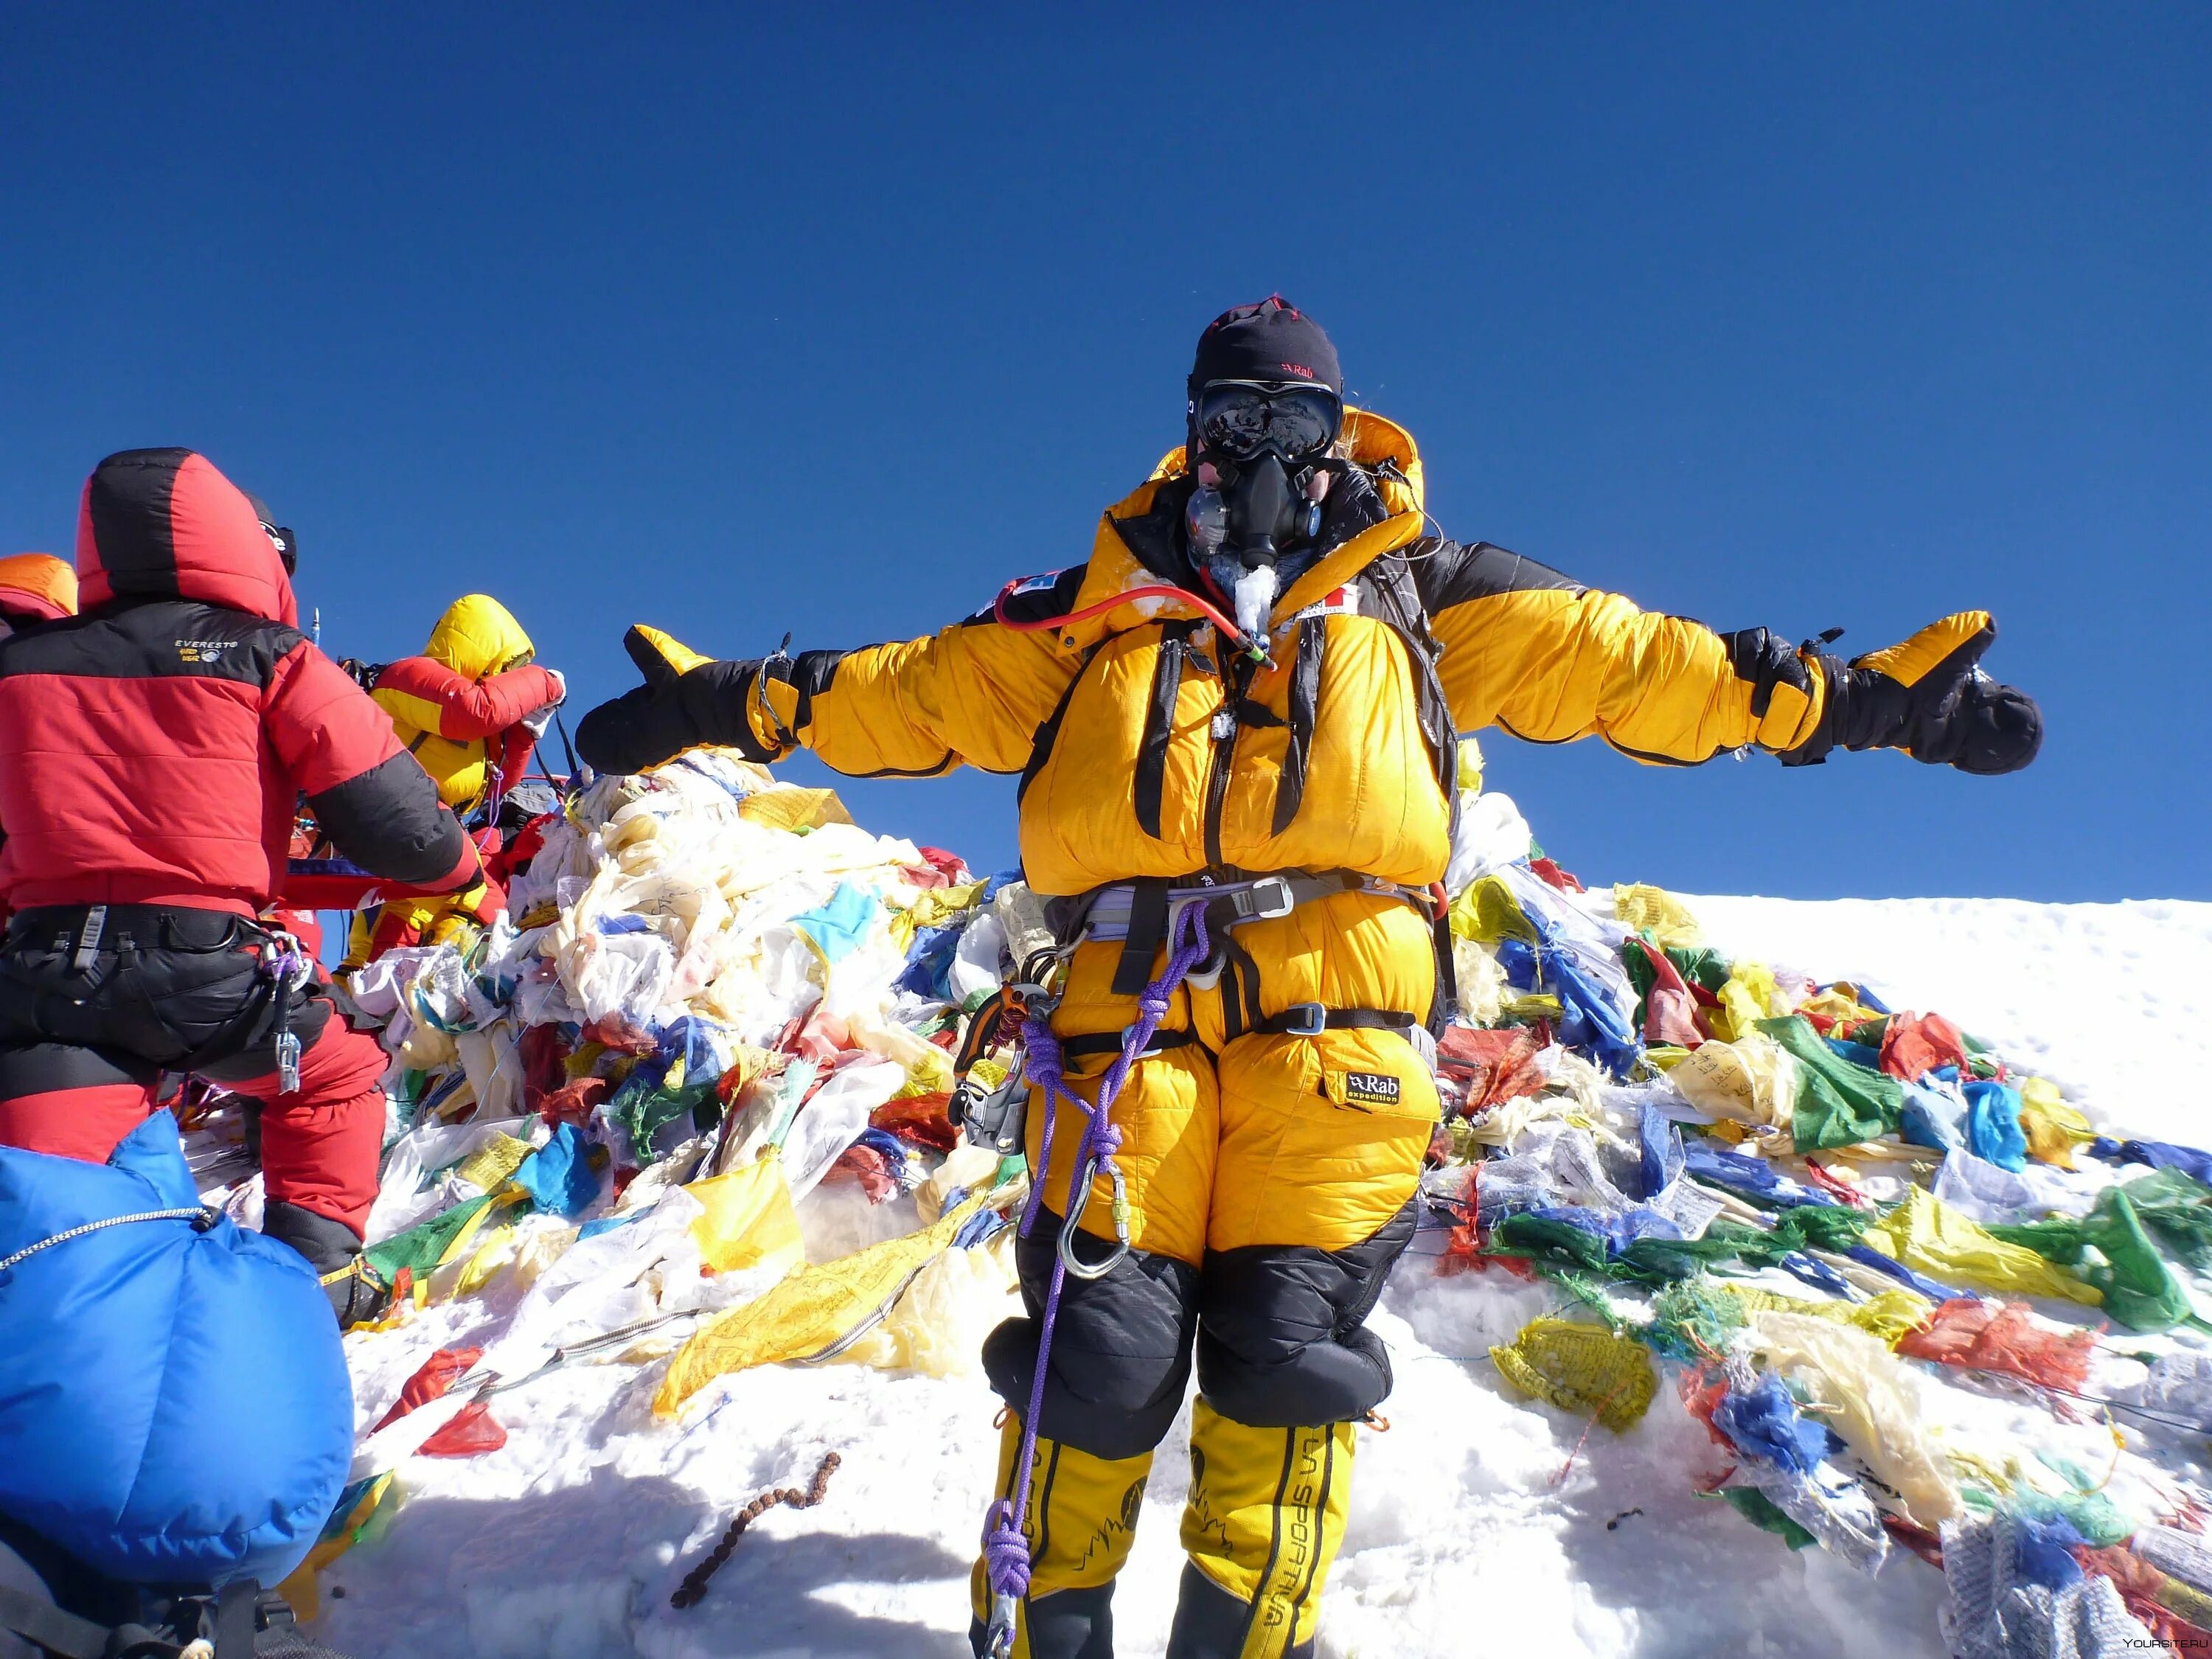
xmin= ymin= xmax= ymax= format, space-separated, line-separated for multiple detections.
xmin=1208 ymin=1029 xmax=1438 ymax=1255
xmin=1024 ymin=937 xmax=1218 ymax=1266
xmin=1029 ymin=1046 xmax=1217 ymax=1267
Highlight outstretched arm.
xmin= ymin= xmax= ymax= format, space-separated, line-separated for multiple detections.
xmin=372 ymin=657 xmax=566 ymax=742
xmin=1413 ymin=541 xmax=2040 ymax=773
xmin=574 ymin=571 xmax=1089 ymax=779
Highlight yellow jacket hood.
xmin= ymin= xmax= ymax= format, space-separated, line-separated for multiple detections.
xmin=425 ymin=594 xmax=535 ymax=681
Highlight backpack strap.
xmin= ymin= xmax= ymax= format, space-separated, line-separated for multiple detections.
xmin=1354 ymin=548 xmax=1463 ymax=1036
xmin=213 ymin=1579 xmax=259 ymax=1657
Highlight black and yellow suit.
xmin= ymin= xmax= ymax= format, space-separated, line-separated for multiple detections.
xmin=583 ymin=411 xmax=2026 ymax=1659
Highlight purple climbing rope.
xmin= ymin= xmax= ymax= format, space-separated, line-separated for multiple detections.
xmin=981 ymin=899 xmax=1214 ymax=1655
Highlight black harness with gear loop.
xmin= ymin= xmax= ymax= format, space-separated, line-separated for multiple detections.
xmin=0 ymin=906 xmax=319 ymax=1090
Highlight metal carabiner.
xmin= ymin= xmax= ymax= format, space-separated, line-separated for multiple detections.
xmin=1057 ymin=1160 xmax=1130 ymax=1281
xmin=1008 ymin=942 xmax=1075 ymax=1017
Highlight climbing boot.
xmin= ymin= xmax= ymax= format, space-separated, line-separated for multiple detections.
xmin=262 ymin=1200 xmax=391 ymax=1326
xmin=968 ymin=1411 xmax=1154 ymax=1658
xmin=1166 ymin=1400 xmax=1354 ymax=1658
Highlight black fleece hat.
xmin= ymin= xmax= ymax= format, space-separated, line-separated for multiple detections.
xmin=244 ymin=492 xmax=299 ymax=575
xmin=1189 ymin=296 xmax=1342 ymax=397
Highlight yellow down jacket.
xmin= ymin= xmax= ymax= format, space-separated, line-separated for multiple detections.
xmin=370 ymin=594 xmax=563 ymax=815
xmin=737 ymin=411 xmax=1841 ymax=896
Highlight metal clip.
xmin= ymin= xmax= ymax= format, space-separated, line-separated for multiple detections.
xmin=986 ymin=1593 xmax=1019 ymax=1658
xmin=959 ymin=1072 xmax=1028 ymax=1155
xmin=275 ymin=1027 xmax=303 ymax=1095
xmin=1277 ymin=1002 xmax=1329 ymax=1038
xmin=1007 ymin=944 xmax=1070 ymax=1018
xmin=1006 ymin=981 xmax=1062 ymax=1020
xmin=1058 ymin=1160 xmax=1130 ymax=1281
xmin=71 ymin=904 xmax=108 ymax=973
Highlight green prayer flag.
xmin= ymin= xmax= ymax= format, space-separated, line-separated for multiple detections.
xmin=363 ymin=1194 xmax=497 ymax=1283
xmin=1722 ymin=1486 xmax=1818 ymax=1549
xmin=1761 ymin=1015 xmax=1906 ymax=1152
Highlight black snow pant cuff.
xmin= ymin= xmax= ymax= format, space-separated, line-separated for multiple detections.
xmin=1166 ymin=1562 xmax=1315 ymax=1659
xmin=969 ymin=1583 xmax=1117 ymax=1659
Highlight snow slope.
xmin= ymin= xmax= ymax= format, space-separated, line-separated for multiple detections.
xmin=310 ymin=897 xmax=2212 ymax=1659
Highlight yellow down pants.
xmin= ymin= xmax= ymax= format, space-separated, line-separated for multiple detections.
xmin=971 ymin=891 xmax=1438 ymax=1658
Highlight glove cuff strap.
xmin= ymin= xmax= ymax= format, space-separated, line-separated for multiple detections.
xmin=749 ymin=655 xmax=801 ymax=758
xmin=1777 ymin=652 xmax=1846 ymax=768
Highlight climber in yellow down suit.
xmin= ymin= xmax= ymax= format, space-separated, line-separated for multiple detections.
xmin=339 ymin=594 xmax=565 ymax=968
xmin=577 ymin=299 xmax=2040 ymax=1659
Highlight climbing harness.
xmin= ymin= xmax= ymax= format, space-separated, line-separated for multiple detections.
xmin=1077 ymin=869 xmax=1437 ymax=997
xmin=980 ymin=900 xmax=1214 ymax=1658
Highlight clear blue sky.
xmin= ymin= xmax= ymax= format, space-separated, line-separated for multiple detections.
xmin=4 ymin=6 xmax=2205 ymax=901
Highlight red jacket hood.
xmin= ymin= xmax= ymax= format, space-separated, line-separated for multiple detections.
xmin=75 ymin=449 xmax=299 ymax=627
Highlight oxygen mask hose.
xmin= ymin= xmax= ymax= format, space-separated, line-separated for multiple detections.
xmin=994 ymin=578 xmax=1273 ymax=669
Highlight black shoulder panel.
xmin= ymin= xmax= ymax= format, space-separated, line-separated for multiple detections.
xmin=1412 ymin=541 xmax=1584 ymax=616
xmin=961 ymin=563 xmax=1090 ymax=629
xmin=1107 ymin=476 xmax=1197 ymax=582
xmin=0 ymin=602 xmax=304 ymax=689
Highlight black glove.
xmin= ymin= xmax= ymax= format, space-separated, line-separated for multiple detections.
xmin=573 ymin=625 xmax=774 ymax=776
xmin=1785 ymin=611 xmax=2042 ymax=776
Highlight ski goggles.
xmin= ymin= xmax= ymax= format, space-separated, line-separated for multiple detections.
xmin=1192 ymin=380 xmax=1343 ymax=462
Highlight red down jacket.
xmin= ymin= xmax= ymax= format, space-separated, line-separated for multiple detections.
xmin=0 ymin=448 xmax=480 ymax=916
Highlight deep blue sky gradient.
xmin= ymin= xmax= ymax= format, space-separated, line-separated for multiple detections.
xmin=4 ymin=5 xmax=2205 ymax=899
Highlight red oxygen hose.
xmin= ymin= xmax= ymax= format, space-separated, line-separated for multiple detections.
xmin=993 ymin=579 xmax=1270 ymax=662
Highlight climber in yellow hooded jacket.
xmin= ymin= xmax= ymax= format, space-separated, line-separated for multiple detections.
xmin=339 ymin=594 xmax=565 ymax=967
xmin=578 ymin=299 xmax=2040 ymax=1659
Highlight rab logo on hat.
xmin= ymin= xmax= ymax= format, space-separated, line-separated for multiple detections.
xmin=1281 ymin=361 xmax=1315 ymax=379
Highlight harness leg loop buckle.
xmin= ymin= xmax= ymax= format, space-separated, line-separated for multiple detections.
xmin=1241 ymin=874 xmax=1296 ymax=921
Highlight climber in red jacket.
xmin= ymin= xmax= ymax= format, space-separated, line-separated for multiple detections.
xmin=0 ymin=448 xmax=483 ymax=1320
